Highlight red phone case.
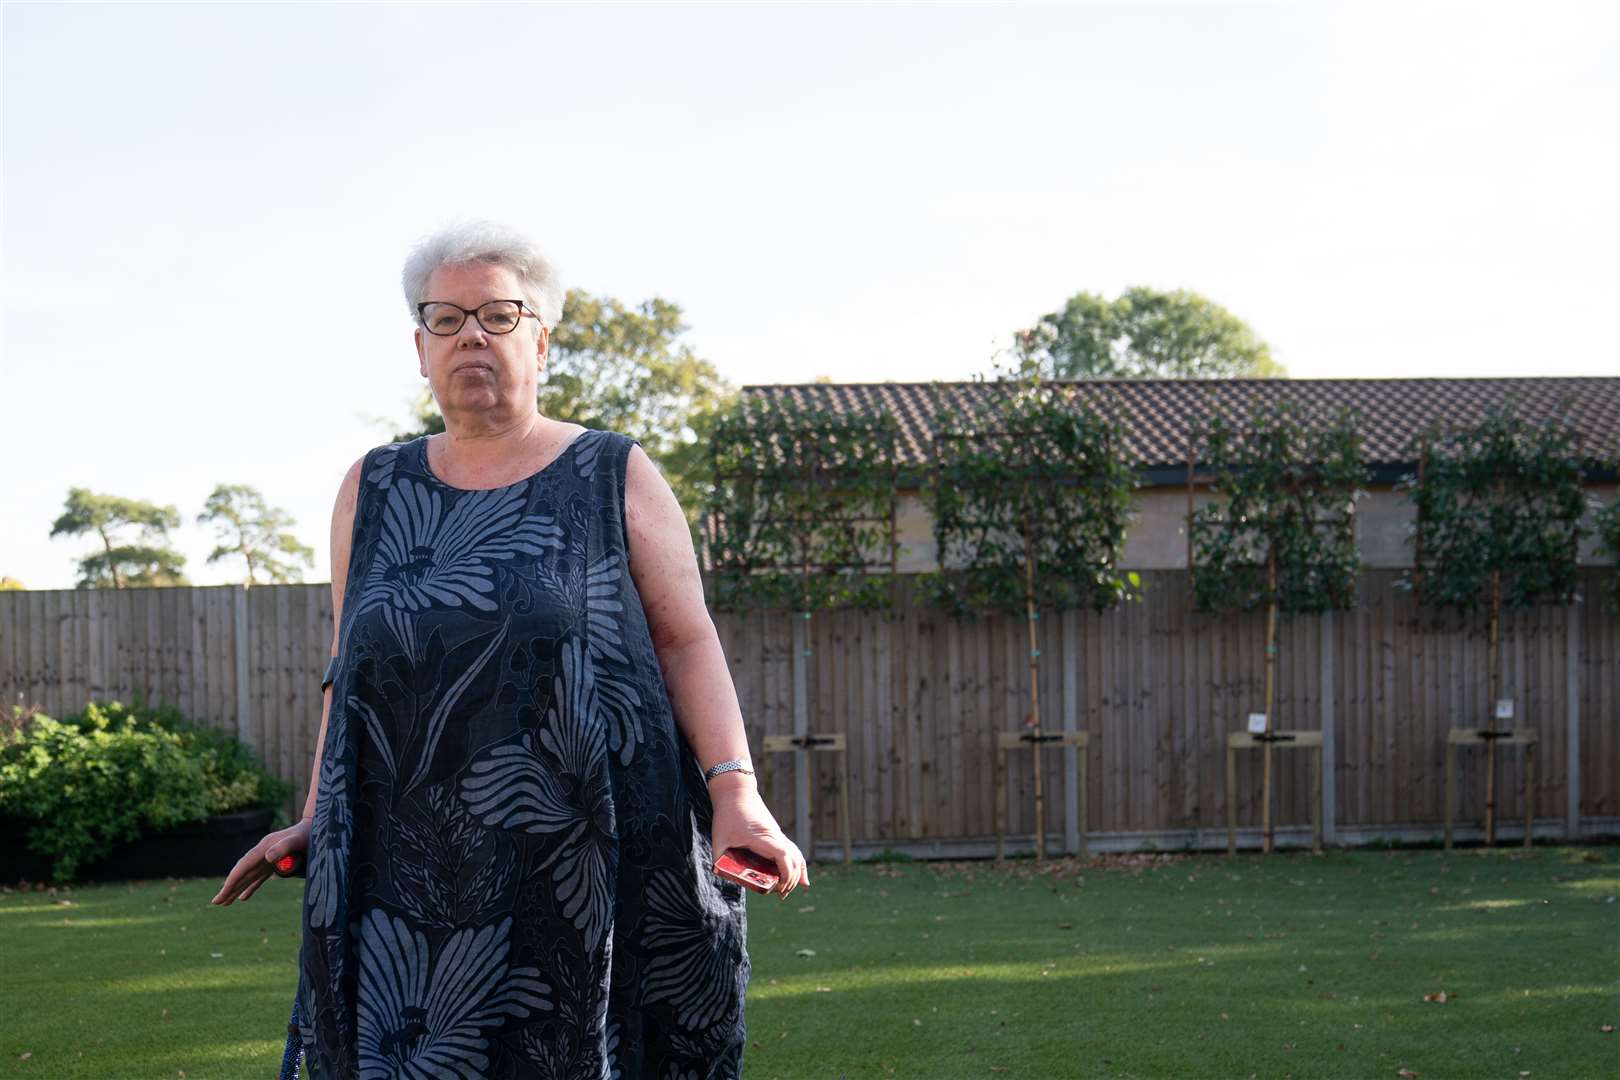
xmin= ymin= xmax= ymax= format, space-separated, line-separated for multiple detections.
xmin=714 ymin=846 xmax=780 ymax=894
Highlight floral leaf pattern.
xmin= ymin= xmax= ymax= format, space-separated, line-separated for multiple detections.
xmin=581 ymin=555 xmax=648 ymax=766
xmin=300 ymin=432 xmax=748 ymax=1079
xmin=305 ymin=699 xmax=350 ymax=930
xmin=404 ymin=617 xmax=510 ymax=793
xmin=357 ymin=909 xmax=552 ymax=1078
xmin=392 ymin=785 xmax=515 ymax=931
xmin=638 ymin=854 xmax=750 ymax=1037
xmin=347 ymin=465 xmax=565 ymax=657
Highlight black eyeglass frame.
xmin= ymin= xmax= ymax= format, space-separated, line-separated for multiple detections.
xmin=415 ymin=299 xmax=543 ymax=336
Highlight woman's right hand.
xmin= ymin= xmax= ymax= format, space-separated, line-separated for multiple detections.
xmin=211 ymin=818 xmax=311 ymax=907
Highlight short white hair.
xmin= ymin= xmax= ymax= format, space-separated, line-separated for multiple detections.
xmin=401 ymin=220 xmax=565 ymax=330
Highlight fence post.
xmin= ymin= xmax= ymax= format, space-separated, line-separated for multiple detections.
xmin=1063 ymin=607 xmax=1080 ymax=856
xmin=1321 ymin=610 xmax=1337 ymax=846
xmin=234 ymin=584 xmax=256 ymax=754
xmin=792 ymin=611 xmax=811 ymax=858
xmin=1566 ymin=602 xmax=1581 ymax=841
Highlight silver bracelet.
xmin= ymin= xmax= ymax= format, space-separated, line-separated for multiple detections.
xmin=703 ymin=758 xmax=755 ymax=783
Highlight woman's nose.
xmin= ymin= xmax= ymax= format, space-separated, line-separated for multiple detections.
xmin=456 ymin=319 xmax=488 ymax=346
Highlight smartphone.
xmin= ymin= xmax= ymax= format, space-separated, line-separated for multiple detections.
xmin=713 ymin=847 xmax=780 ymax=894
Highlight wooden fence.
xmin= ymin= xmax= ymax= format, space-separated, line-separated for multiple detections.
xmin=2 ymin=570 xmax=1615 ymax=854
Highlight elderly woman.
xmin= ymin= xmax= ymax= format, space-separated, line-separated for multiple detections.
xmin=212 ymin=220 xmax=807 ymax=1078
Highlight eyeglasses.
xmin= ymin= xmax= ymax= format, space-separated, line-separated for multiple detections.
xmin=416 ymin=299 xmax=541 ymax=336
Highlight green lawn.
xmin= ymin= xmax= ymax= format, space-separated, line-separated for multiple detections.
xmin=3 ymin=846 xmax=1616 ymax=1079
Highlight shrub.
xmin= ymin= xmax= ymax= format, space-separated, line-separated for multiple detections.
xmin=0 ymin=698 xmax=291 ymax=882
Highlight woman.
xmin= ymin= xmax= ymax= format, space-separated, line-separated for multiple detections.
xmin=212 ymin=220 xmax=807 ymax=1078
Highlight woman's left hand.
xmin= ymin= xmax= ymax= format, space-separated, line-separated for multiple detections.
xmin=709 ymin=780 xmax=811 ymax=899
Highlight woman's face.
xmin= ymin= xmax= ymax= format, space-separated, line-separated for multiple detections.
xmin=415 ymin=261 xmax=548 ymax=422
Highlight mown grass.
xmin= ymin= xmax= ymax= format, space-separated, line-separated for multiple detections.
xmin=2 ymin=846 xmax=1616 ymax=1079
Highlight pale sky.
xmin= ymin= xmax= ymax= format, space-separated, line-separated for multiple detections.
xmin=4 ymin=1 xmax=1616 ymax=590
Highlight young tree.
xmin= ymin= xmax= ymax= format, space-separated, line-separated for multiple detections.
xmin=1189 ymin=401 xmax=1365 ymax=853
xmin=49 ymin=489 xmax=189 ymax=588
xmin=702 ymin=395 xmax=900 ymax=613
xmin=197 ymin=484 xmax=316 ymax=586
xmin=1012 ymin=286 xmax=1285 ymax=380
xmin=922 ymin=368 xmax=1139 ymax=860
xmin=1399 ymin=404 xmax=1588 ymax=843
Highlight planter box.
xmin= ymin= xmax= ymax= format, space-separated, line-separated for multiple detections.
xmin=1 ymin=807 xmax=275 ymax=885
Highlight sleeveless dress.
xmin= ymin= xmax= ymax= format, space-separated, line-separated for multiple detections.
xmin=293 ymin=429 xmax=751 ymax=1080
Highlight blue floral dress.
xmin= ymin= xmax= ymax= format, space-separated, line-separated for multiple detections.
xmin=294 ymin=430 xmax=750 ymax=1079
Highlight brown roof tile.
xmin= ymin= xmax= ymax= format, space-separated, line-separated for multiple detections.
xmin=741 ymin=377 xmax=1620 ymax=473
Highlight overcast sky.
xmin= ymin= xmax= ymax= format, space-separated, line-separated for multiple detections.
xmin=4 ymin=1 xmax=1616 ymax=589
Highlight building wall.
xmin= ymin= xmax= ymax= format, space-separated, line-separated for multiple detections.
xmin=892 ymin=483 xmax=1619 ymax=573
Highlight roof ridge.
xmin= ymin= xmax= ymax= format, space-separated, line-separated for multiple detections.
xmin=743 ymin=375 xmax=1618 ymax=390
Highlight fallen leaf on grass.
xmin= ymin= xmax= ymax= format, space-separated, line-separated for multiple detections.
xmin=797 ymin=905 xmax=816 ymax=913
xmin=17 ymin=1053 xmax=31 ymax=1061
xmin=795 ymin=948 xmax=816 ymax=958
xmin=1600 ymin=1024 xmax=1615 ymax=1034
xmin=1422 ymin=990 xmax=1451 ymax=1003
xmin=1397 ymin=1069 xmax=1420 ymax=1078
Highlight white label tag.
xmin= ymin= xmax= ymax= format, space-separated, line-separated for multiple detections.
xmin=1247 ymin=713 xmax=1268 ymax=734
xmin=1495 ymin=698 xmax=1514 ymax=721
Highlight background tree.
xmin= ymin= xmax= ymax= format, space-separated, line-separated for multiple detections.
xmin=49 ymin=489 xmax=189 ymax=588
xmin=1011 ymin=286 xmax=1285 ymax=380
xmin=397 ymin=288 xmax=737 ymax=543
xmin=196 ymin=483 xmax=316 ymax=586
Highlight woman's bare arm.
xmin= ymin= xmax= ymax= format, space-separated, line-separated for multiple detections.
xmin=300 ymin=453 xmax=365 ymax=818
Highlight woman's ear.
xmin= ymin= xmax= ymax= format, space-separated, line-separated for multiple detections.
xmin=415 ymin=328 xmax=428 ymax=377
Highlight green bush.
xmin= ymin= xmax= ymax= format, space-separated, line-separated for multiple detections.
xmin=0 ymin=699 xmax=292 ymax=882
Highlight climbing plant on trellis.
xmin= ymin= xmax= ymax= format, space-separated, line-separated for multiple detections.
xmin=920 ymin=372 xmax=1138 ymax=861
xmin=1188 ymin=400 xmax=1365 ymax=855
xmin=700 ymin=392 xmax=903 ymax=862
xmin=1396 ymin=403 xmax=1587 ymax=846
xmin=1598 ymin=467 xmax=1620 ymax=612
xmin=702 ymin=394 xmax=901 ymax=612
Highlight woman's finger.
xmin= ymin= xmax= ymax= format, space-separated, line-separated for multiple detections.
xmin=216 ymin=864 xmax=269 ymax=906
xmin=213 ymin=842 xmax=273 ymax=905
xmin=212 ymin=854 xmax=256 ymax=904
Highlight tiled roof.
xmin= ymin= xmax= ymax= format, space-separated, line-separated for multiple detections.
xmin=741 ymin=377 xmax=1620 ymax=476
